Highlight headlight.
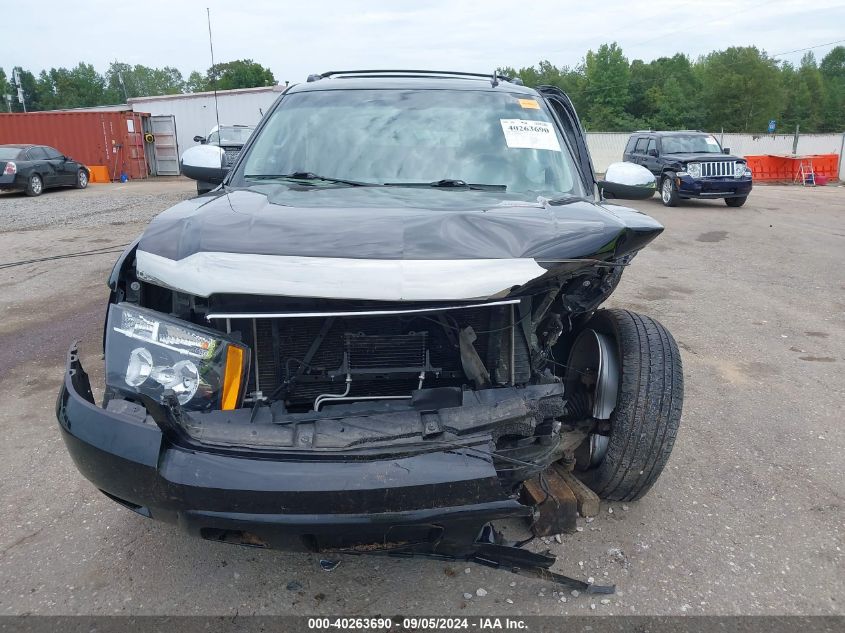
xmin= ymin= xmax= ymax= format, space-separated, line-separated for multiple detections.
xmin=105 ymin=303 xmax=249 ymax=411
xmin=734 ymin=162 xmax=747 ymax=178
xmin=686 ymin=162 xmax=702 ymax=178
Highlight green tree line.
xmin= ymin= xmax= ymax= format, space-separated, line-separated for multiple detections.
xmin=1 ymin=59 xmax=275 ymax=112
xmin=500 ymin=43 xmax=845 ymax=133
xmin=3 ymin=44 xmax=844 ymax=133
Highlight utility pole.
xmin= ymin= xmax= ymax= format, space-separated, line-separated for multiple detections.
xmin=792 ymin=124 xmax=800 ymax=155
xmin=118 ymin=70 xmax=129 ymax=102
xmin=12 ymin=69 xmax=26 ymax=113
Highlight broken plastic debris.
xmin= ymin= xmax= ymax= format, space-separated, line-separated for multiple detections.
xmin=319 ymin=559 xmax=341 ymax=572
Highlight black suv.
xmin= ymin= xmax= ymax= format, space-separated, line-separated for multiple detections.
xmin=624 ymin=131 xmax=753 ymax=207
xmin=57 ymin=71 xmax=683 ymax=565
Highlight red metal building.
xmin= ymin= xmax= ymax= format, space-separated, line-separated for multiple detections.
xmin=0 ymin=110 xmax=151 ymax=180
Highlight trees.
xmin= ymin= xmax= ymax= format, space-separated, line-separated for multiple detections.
xmin=206 ymin=59 xmax=275 ymax=90
xmin=582 ymin=43 xmax=631 ymax=130
xmin=46 ymin=63 xmax=107 ymax=109
xmin=2 ymin=46 xmax=844 ymax=131
xmin=503 ymin=44 xmax=844 ymax=132
xmin=628 ymin=54 xmax=704 ymax=130
xmin=0 ymin=68 xmax=8 ymax=111
xmin=104 ymin=62 xmax=184 ymax=101
xmin=780 ymin=54 xmax=826 ymax=132
xmin=185 ymin=70 xmax=208 ymax=93
xmin=699 ymin=47 xmax=783 ymax=132
xmin=819 ymin=46 xmax=845 ymax=132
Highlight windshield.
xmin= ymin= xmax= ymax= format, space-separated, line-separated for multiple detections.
xmin=209 ymin=126 xmax=254 ymax=146
xmin=0 ymin=148 xmax=22 ymax=160
xmin=236 ymin=89 xmax=583 ymax=196
xmin=661 ymin=134 xmax=723 ymax=154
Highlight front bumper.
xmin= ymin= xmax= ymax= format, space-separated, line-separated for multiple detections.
xmin=56 ymin=346 xmax=530 ymax=554
xmin=677 ymin=175 xmax=752 ymax=199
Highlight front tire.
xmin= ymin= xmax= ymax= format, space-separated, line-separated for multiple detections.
xmin=660 ymin=175 xmax=679 ymax=207
xmin=725 ymin=196 xmax=747 ymax=207
xmin=25 ymin=174 xmax=43 ymax=197
xmin=573 ymin=309 xmax=684 ymax=501
xmin=75 ymin=169 xmax=89 ymax=189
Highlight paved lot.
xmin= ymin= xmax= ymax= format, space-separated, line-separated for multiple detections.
xmin=0 ymin=181 xmax=843 ymax=616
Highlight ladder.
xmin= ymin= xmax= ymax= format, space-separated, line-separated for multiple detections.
xmin=796 ymin=160 xmax=815 ymax=186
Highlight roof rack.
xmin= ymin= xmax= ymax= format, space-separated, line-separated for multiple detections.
xmin=306 ymin=69 xmax=523 ymax=86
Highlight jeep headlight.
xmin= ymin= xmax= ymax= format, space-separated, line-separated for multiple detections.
xmin=686 ymin=162 xmax=702 ymax=179
xmin=105 ymin=304 xmax=249 ymax=411
xmin=734 ymin=162 xmax=747 ymax=178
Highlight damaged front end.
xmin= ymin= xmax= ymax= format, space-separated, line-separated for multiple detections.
xmin=57 ymin=240 xmax=636 ymax=566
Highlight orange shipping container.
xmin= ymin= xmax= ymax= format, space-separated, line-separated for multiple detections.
xmin=0 ymin=110 xmax=150 ymax=180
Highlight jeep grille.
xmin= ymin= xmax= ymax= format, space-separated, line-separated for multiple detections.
xmin=700 ymin=161 xmax=734 ymax=178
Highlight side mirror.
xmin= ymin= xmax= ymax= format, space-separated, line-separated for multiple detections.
xmin=647 ymin=148 xmax=658 ymax=157
xmin=598 ymin=162 xmax=656 ymax=200
xmin=722 ymin=147 xmax=730 ymax=154
xmin=193 ymin=135 xmax=207 ymax=144
xmin=180 ymin=145 xmax=228 ymax=184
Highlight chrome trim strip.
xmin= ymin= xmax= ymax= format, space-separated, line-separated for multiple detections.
xmin=206 ymin=299 xmax=522 ymax=321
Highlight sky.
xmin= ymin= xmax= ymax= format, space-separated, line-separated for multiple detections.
xmin=3 ymin=0 xmax=845 ymax=83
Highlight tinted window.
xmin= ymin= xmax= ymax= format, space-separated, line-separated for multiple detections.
xmin=0 ymin=147 xmax=22 ymax=160
xmin=42 ymin=146 xmax=63 ymax=159
xmin=634 ymin=137 xmax=648 ymax=153
xmin=662 ymin=135 xmax=722 ymax=154
xmin=26 ymin=147 xmax=49 ymax=160
xmin=217 ymin=126 xmax=254 ymax=145
xmin=646 ymin=139 xmax=657 ymax=154
xmin=238 ymin=89 xmax=584 ymax=197
xmin=624 ymin=137 xmax=637 ymax=154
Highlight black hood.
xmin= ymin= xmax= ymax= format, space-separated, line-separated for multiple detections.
xmin=664 ymin=152 xmax=744 ymax=163
xmin=138 ymin=185 xmax=663 ymax=263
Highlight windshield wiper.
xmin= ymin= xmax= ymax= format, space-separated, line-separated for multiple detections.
xmin=245 ymin=172 xmax=373 ymax=187
xmin=546 ymin=193 xmax=589 ymax=205
xmin=384 ymin=179 xmax=507 ymax=191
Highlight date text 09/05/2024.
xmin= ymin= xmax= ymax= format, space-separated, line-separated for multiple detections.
xmin=307 ymin=617 xmax=529 ymax=630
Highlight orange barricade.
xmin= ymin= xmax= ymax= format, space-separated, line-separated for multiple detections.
xmin=745 ymin=154 xmax=840 ymax=182
xmin=87 ymin=166 xmax=111 ymax=183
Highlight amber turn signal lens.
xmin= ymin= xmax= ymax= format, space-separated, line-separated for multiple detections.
xmin=221 ymin=345 xmax=245 ymax=410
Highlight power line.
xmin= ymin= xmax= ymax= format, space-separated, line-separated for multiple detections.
xmin=771 ymin=38 xmax=845 ymax=58
xmin=619 ymin=0 xmax=774 ymax=53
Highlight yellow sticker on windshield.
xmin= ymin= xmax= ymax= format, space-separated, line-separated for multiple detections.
xmin=518 ymin=98 xmax=540 ymax=109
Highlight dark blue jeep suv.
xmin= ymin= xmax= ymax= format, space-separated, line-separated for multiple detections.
xmin=623 ymin=130 xmax=753 ymax=207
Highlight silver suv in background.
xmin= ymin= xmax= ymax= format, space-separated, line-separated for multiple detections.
xmin=192 ymin=124 xmax=255 ymax=194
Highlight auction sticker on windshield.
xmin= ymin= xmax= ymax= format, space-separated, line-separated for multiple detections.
xmin=500 ymin=119 xmax=561 ymax=151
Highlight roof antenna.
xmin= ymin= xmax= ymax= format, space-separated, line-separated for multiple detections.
xmin=206 ymin=7 xmax=221 ymax=134
xmin=491 ymin=70 xmax=499 ymax=87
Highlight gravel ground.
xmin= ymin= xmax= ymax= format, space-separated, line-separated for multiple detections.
xmin=0 ymin=179 xmax=194 ymax=231
xmin=0 ymin=181 xmax=842 ymax=616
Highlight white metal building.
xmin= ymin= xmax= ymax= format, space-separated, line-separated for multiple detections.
xmin=127 ymin=85 xmax=286 ymax=166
